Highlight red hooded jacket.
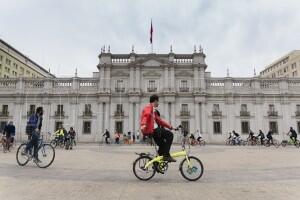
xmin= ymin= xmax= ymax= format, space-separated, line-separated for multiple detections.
xmin=140 ymin=103 xmax=172 ymax=135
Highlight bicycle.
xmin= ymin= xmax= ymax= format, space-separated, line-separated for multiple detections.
xmin=132 ymin=126 xmax=204 ymax=181
xmin=189 ymin=137 xmax=206 ymax=146
xmin=281 ymin=138 xmax=300 ymax=148
xmin=16 ymin=132 xmax=55 ymax=168
xmin=2 ymin=135 xmax=13 ymax=153
xmin=50 ymin=134 xmax=65 ymax=148
xmin=264 ymin=138 xmax=280 ymax=148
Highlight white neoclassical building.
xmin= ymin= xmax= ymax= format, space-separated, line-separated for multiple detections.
xmin=1 ymin=48 xmax=300 ymax=143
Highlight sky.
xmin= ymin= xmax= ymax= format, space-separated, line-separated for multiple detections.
xmin=0 ymin=0 xmax=299 ymax=77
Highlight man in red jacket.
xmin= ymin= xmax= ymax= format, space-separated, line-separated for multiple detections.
xmin=140 ymin=95 xmax=176 ymax=162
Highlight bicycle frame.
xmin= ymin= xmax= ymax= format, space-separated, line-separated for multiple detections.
xmin=144 ymin=149 xmax=191 ymax=169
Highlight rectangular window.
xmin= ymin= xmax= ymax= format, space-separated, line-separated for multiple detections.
xmin=269 ymin=121 xmax=278 ymax=134
xmin=181 ymin=80 xmax=188 ymax=88
xmin=297 ymin=105 xmax=300 ymax=112
xmin=269 ymin=104 xmax=275 ymax=112
xmin=181 ymin=121 xmax=189 ymax=133
xmin=5 ymin=59 xmax=11 ymax=65
xmin=241 ymin=121 xmax=250 ymax=134
xmin=213 ymin=121 xmax=222 ymax=134
xmin=85 ymin=104 xmax=91 ymax=113
xmin=148 ymin=80 xmax=157 ymax=92
xmin=213 ymin=104 xmax=220 ymax=111
xmin=115 ymin=121 xmax=123 ymax=133
xmin=116 ymin=80 xmax=123 ymax=88
xmin=28 ymin=105 xmax=35 ymax=116
xmin=2 ymin=105 xmax=8 ymax=115
xmin=0 ymin=55 xmax=3 ymax=61
xmin=56 ymin=105 xmax=64 ymax=116
xmin=241 ymin=104 xmax=247 ymax=112
xmin=117 ymin=104 xmax=123 ymax=112
xmin=297 ymin=122 xmax=300 ymax=134
xmin=181 ymin=104 xmax=188 ymax=112
xmin=0 ymin=121 xmax=7 ymax=133
xmin=83 ymin=121 xmax=91 ymax=134
xmin=55 ymin=121 xmax=63 ymax=131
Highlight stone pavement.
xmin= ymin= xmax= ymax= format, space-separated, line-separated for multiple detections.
xmin=0 ymin=144 xmax=300 ymax=200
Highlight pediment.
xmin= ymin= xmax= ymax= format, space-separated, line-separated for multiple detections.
xmin=143 ymin=70 xmax=162 ymax=77
xmin=142 ymin=59 xmax=162 ymax=67
xmin=111 ymin=70 xmax=129 ymax=77
xmin=175 ymin=70 xmax=194 ymax=77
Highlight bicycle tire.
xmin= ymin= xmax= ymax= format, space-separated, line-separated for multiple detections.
xmin=179 ymin=156 xmax=204 ymax=181
xmin=16 ymin=143 xmax=30 ymax=166
xmin=35 ymin=144 xmax=55 ymax=168
xmin=132 ymin=155 xmax=156 ymax=181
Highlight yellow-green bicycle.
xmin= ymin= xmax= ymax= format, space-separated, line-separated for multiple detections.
xmin=133 ymin=126 xmax=204 ymax=181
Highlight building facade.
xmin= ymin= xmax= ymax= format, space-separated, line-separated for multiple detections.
xmin=1 ymin=49 xmax=300 ymax=143
xmin=260 ymin=50 xmax=300 ymax=78
xmin=0 ymin=39 xmax=54 ymax=78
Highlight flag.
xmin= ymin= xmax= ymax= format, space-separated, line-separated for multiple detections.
xmin=150 ymin=20 xmax=153 ymax=44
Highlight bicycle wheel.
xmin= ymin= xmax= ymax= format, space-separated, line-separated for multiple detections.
xmin=295 ymin=140 xmax=300 ymax=148
xmin=179 ymin=156 xmax=204 ymax=181
xmin=200 ymin=140 xmax=206 ymax=146
xmin=132 ymin=155 xmax=156 ymax=181
xmin=35 ymin=144 xmax=55 ymax=168
xmin=16 ymin=144 xmax=30 ymax=166
xmin=273 ymin=140 xmax=280 ymax=148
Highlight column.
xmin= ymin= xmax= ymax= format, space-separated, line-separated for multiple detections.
xmin=13 ymin=102 xmax=22 ymax=141
xmin=171 ymin=102 xmax=175 ymax=127
xmin=194 ymin=102 xmax=200 ymax=132
xmin=199 ymin=67 xmax=206 ymax=90
xmin=135 ymin=102 xmax=140 ymax=133
xmin=105 ymin=67 xmax=111 ymax=92
xmin=129 ymin=102 xmax=133 ymax=132
xmin=194 ymin=66 xmax=199 ymax=90
xmin=201 ymin=103 xmax=207 ymax=135
xmin=97 ymin=102 xmax=103 ymax=142
xmin=99 ymin=66 xmax=105 ymax=90
xmin=164 ymin=66 xmax=169 ymax=90
xmin=129 ymin=66 xmax=134 ymax=90
xmin=170 ymin=67 xmax=175 ymax=90
xmin=199 ymin=103 xmax=203 ymax=133
xmin=164 ymin=102 xmax=169 ymax=121
xmin=136 ymin=67 xmax=140 ymax=90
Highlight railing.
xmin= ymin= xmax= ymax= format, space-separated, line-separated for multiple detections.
xmin=114 ymin=110 xmax=124 ymax=116
xmin=268 ymin=111 xmax=278 ymax=116
xmin=54 ymin=111 xmax=65 ymax=116
xmin=83 ymin=111 xmax=92 ymax=116
xmin=174 ymin=58 xmax=193 ymax=64
xmin=79 ymin=79 xmax=98 ymax=90
xmin=24 ymin=79 xmax=44 ymax=89
xmin=240 ymin=111 xmax=250 ymax=116
xmin=179 ymin=87 xmax=189 ymax=92
xmin=0 ymin=79 xmax=17 ymax=89
xmin=180 ymin=110 xmax=190 ymax=116
xmin=212 ymin=111 xmax=222 ymax=116
xmin=112 ymin=58 xmax=130 ymax=64
xmin=115 ymin=88 xmax=125 ymax=93
xmin=53 ymin=79 xmax=72 ymax=88
xmin=147 ymin=88 xmax=157 ymax=92
xmin=0 ymin=111 xmax=9 ymax=117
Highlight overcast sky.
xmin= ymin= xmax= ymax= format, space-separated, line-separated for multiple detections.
xmin=0 ymin=0 xmax=299 ymax=77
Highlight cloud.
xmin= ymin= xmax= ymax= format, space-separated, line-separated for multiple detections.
xmin=0 ymin=0 xmax=299 ymax=77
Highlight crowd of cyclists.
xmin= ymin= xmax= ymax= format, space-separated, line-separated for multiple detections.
xmin=226 ymin=127 xmax=299 ymax=147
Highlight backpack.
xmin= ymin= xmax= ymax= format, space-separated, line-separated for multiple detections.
xmin=25 ymin=114 xmax=38 ymax=134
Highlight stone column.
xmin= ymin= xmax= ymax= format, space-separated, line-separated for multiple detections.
xmin=170 ymin=66 xmax=175 ymax=91
xmin=105 ymin=67 xmax=111 ymax=92
xmin=128 ymin=102 xmax=133 ymax=133
xmin=136 ymin=67 xmax=140 ymax=90
xmin=194 ymin=66 xmax=199 ymax=90
xmin=129 ymin=66 xmax=134 ymax=90
xmin=171 ymin=102 xmax=175 ymax=127
xmin=99 ymin=66 xmax=105 ymax=90
xmin=164 ymin=66 xmax=169 ymax=90
xmin=199 ymin=67 xmax=206 ymax=90
xmin=135 ymin=102 xmax=140 ymax=133
xmin=194 ymin=102 xmax=200 ymax=132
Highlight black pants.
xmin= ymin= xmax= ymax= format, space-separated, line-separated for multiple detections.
xmin=25 ymin=132 xmax=39 ymax=159
xmin=105 ymin=136 xmax=110 ymax=144
xmin=152 ymin=128 xmax=173 ymax=157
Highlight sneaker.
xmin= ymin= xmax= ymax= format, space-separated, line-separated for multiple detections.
xmin=163 ymin=156 xmax=176 ymax=162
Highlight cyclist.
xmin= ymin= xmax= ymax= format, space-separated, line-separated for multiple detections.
xmin=266 ymin=129 xmax=274 ymax=145
xmin=196 ymin=130 xmax=203 ymax=143
xmin=257 ymin=130 xmax=265 ymax=145
xmin=2 ymin=121 xmax=15 ymax=152
xmin=102 ymin=129 xmax=110 ymax=144
xmin=140 ymin=94 xmax=176 ymax=162
xmin=248 ymin=130 xmax=255 ymax=143
xmin=68 ymin=127 xmax=76 ymax=147
xmin=54 ymin=127 xmax=65 ymax=144
xmin=232 ymin=130 xmax=240 ymax=145
xmin=22 ymin=107 xmax=43 ymax=163
xmin=287 ymin=127 xmax=297 ymax=143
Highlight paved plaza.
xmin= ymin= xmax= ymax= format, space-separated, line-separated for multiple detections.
xmin=0 ymin=144 xmax=300 ymax=200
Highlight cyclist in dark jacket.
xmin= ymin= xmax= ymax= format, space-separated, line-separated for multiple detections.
xmin=257 ymin=130 xmax=265 ymax=145
xmin=287 ymin=127 xmax=297 ymax=142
